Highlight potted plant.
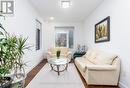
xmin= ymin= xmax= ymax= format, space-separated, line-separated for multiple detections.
xmin=0 ymin=12 xmax=13 ymax=88
xmin=8 ymin=35 xmax=29 ymax=88
xmin=0 ymin=13 xmax=30 ymax=88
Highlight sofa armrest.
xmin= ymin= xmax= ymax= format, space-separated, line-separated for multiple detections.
xmin=66 ymin=52 xmax=72 ymax=57
xmin=47 ymin=51 xmax=52 ymax=55
xmin=85 ymin=65 xmax=116 ymax=71
xmin=67 ymin=51 xmax=72 ymax=55
xmin=66 ymin=52 xmax=72 ymax=62
xmin=46 ymin=52 xmax=53 ymax=59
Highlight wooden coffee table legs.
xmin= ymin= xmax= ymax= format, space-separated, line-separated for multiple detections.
xmin=57 ymin=65 xmax=60 ymax=75
xmin=50 ymin=64 xmax=53 ymax=70
xmin=50 ymin=64 xmax=68 ymax=75
xmin=65 ymin=64 xmax=68 ymax=70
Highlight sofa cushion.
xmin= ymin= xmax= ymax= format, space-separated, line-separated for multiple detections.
xmin=93 ymin=52 xmax=117 ymax=65
xmin=87 ymin=51 xmax=98 ymax=63
xmin=75 ymin=58 xmax=94 ymax=72
xmin=49 ymin=47 xmax=69 ymax=54
xmin=83 ymin=49 xmax=93 ymax=58
xmin=60 ymin=48 xmax=69 ymax=54
xmin=49 ymin=48 xmax=58 ymax=54
xmin=84 ymin=49 xmax=99 ymax=64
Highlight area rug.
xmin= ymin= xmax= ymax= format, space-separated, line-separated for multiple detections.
xmin=26 ymin=63 xmax=84 ymax=88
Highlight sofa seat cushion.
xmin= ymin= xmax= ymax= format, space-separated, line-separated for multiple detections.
xmin=50 ymin=47 xmax=69 ymax=55
xmin=93 ymin=52 xmax=117 ymax=65
xmin=75 ymin=58 xmax=94 ymax=72
xmin=84 ymin=49 xmax=99 ymax=63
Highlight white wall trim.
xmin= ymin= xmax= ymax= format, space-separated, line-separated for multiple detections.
xmin=119 ymin=82 xmax=128 ymax=88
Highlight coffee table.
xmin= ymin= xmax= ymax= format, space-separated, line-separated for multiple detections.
xmin=48 ymin=58 xmax=70 ymax=75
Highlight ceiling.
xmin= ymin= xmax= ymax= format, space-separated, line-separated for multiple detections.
xmin=28 ymin=0 xmax=104 ymax=22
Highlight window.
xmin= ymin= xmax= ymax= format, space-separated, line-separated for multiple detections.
xmin=55 ymin=32 xmax=68 ymax=47
xmin=36 ymin=20 xmax=42 ymax=50
xmin=55 ymin=26 xmax=74 ymax=48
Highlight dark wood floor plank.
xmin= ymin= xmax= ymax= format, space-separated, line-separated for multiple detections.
xmin=25 ymin=59 xmax=47 ymax=87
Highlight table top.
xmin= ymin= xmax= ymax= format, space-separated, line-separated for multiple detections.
xmin=48 ymin=57 xmax=69 ymax=65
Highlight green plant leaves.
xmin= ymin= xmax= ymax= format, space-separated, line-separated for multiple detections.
xmin=0 ymin=17 xmax=30 ymax=80
xmin=0 ymin=32 xmax=29 ymax=78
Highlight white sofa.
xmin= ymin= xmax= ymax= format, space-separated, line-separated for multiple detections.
xmin=75 ymin=49 xmax=120 ymax=86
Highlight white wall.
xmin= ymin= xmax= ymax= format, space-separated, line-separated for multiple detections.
xmin=84 ymin=0 xmax=130 ymax=88
xmin=0 ymin=0 xmax=85 ymax=73
xmin=1 ymin=0 xmax=44 ymax=73
xmin=43 ymin=22 xmax=85 ymax=52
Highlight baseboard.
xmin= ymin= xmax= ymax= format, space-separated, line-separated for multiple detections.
xmin=119 ymin=82 xmax=128 ymax=88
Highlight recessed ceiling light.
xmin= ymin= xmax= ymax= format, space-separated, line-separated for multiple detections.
xmin=60 ymin=0 xmax=71 ymax=8
xmin=50 ymin=17 xmax=54 ymax=20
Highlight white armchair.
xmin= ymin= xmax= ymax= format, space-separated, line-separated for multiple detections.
xmin=47 ymin=47 xmax=72 ymax=62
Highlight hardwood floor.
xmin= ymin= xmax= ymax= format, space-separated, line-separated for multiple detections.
xmin=25 ymin=59 xmax=119 ymax=88
xmin=25 ymin=59 xmax=47 ymax=87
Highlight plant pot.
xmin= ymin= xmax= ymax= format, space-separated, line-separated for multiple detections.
xmin=11 ymin=73 xmax=26 ymax=88
xmin=0 ymin=77 xmax=13 ymax=88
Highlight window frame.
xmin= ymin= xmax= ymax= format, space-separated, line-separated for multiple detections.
xmin=54 ymin=26 xmax=74 ymax=49
xmin=36 ymin=19 xmax=42 ymax=50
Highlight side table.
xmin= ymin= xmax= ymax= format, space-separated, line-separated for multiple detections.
xmin=73 ymin=51 xmax=86 ymax=59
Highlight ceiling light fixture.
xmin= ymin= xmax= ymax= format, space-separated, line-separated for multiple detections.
xmin=50 ymin=17 xmax=54 ymax=20
xmin=60 ymin=0 xmax=72 ymax=8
